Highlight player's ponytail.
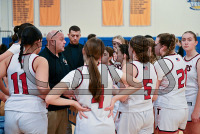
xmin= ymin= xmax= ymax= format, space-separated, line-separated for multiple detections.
xmin=84 ymin=38 xmax=105 ymax=102
xmin=129 ymin=36 xmax=150 ymax=63
xmin=9 ymin=23 xmax=33 ymax=47
xmin=17 ymin=26 xmax=42 ymax=69
xmin=88 ymin=56 xmax=101 ymax=102
xmin=158 ymin=33 xmax=176 ymax=57
xmin=18 ymin=43 xmax=24 ymax=68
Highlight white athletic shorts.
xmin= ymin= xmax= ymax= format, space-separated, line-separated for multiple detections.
xmin=75 ymin=111 xmax=115 ymax=134
xmin=4 ymin=111 xmax=48 ymax=134
xmin=117 ymin=109 xmax=154 ymax=134
xmin=154 ymin=107 xmax=188 ymax=132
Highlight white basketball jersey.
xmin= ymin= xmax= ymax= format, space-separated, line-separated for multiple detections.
xmin=184 ymin=54 xmax=200 ymax=105
xmin=154 ymin=54 xmax=188 ymax=109
xmin=119 ymin=61 xmax=157 ymax=112
xmin=61 ymin=64 xmax=123 ymax=116
xmin=61 ymin=64 xmax=123 ymax=134
xmin=5 ymin=53 xmax=47 ymax=113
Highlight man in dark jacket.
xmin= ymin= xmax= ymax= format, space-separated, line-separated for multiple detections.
xmin=62 ymin=25 xmax=84 ymax=71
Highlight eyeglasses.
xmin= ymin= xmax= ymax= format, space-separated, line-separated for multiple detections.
xmin=51 ymin=30 xmax=62 ymax=39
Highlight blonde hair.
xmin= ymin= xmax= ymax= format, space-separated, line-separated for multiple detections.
xmin=112 ymin=35 xmax=125 ymax=44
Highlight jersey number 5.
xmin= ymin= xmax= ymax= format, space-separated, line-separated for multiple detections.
xmin=11 ymin=72 xmax=29 ymax=94
xmin=143 ymin=79 xmax=152 ymax=100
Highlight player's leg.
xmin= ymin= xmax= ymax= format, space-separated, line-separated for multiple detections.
xmin=117 ymin=112 xmax=142 ymax=134
xmin=138 ymin=109 xmax=154 ymax=134
xmin=155 ymin=108 xmax=184 ymax=134
xmin=4 ymin=111 xmax=21 ymax=134
xmin=184 ymin=121 xmax=200 ymax=134
xmin=184 ymin=105 xmax=200 ymax=134
xmin=18 ymin=112 xmax=48 ymax=134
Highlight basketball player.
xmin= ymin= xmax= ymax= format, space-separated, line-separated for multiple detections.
xmin=0 ymin=23 xmax=33 ymax=62
xmin=112 ymin=35 xmax=125 ymax=69
xmin=0 ymin=26 xmax=50 ymax=134
xmin=182 ymin=31 xmax=200 ymax=134
xmin=113 ymin=44 xmax=130 ymax=132
xmin=114 ymin=36 xmax=157 ymax=134
xmin=154 ymin=33 xmax=188 ymax=134
xmin=0 ymin=23 xmax=33 ymax=102
xmin=46 ymin=38 xmax=141 ymax=134
xmin=101 ymin=46 xmax=114 ymax=65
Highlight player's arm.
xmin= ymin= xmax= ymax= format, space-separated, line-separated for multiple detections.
xmin=0 ymin=57 xmax=9 ymax=81
xmin=105 ymin=64 xmax=141 ymax=114
xmin=152 ymin=59 xmax=171 ymax=101
xmin=0 ymin=56 xmax=11 ymax=101
xmin=152 ymin=80 xmax=161 ymax=102
xmin=121 ymin=63 xmax=142 ymax=89
xmin=0 ymin=51 xmax=13 ymax=62
xmin=46 ymin=85 xmax=90 ymax=111
xmin=0 ymin=91 xmax=9 ymax=102
xmin=45 ymin=71 xmax=90 ymax=112
xmin=33 ymin=56 xmax=50 ymax=99
xmin=0 ymin=79 xmax=9 ymax=95
xmin=117 ymin=63 xmax=140 ymax=102
xmin=192 ymin=59 xmax=200 ymax=122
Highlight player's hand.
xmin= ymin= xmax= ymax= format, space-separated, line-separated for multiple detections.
xmin=104 ymin=97 xmax=115 ymax=118
xmin=191 ymin=110 xmax=200 ymax=123
xmin=2 ymin=95 xmax=9 ymax=102
xmin=73 ymin=101 xmax=91 ymax=112
xmin=78 ymin=111 xmax=88 ymax=119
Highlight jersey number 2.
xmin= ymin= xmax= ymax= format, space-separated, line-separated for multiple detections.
xmin=11 ymin=72 xmax=29 ymax=94
xmin=176 ymin=69 xmax=187 ymax=89
xmin=91 ymin=85 xmax=104 ymax=108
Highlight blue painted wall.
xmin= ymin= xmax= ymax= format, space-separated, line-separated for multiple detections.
xmin=2 ymin=37 xmax=200 ymax=56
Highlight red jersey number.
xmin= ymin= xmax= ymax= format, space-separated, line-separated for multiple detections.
xmin=11 ymin=72 xmax=29 ymax=94
xmin=176 ymin=69 xmax=185 ymax=89
xmin=143 ymin=79 xmax=152 ymax=100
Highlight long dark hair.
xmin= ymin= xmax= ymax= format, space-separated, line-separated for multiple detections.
xmin=9 ymin=23 xmax=33 ymax=47
xmin=105 ymin=46 xmax=114 ymax=65
xmin=119 ymin=44 xmax=130 ymax=60
xmin=84 ymin=38 xmax=105 ymax=102
xmin=157 ymin=33 xmax=176 ymax=57
xmin=18 ymin=26 xmax=42 ymax=68
xmin=129 ymin=36 xmax=150 ymax=63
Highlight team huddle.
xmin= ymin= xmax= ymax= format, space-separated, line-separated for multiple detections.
xmin=0 ymin=23 xmax=199 ymax=134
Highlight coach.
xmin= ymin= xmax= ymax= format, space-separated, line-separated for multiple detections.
xmin=39 ymin=30 xmax=72 ymax=134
